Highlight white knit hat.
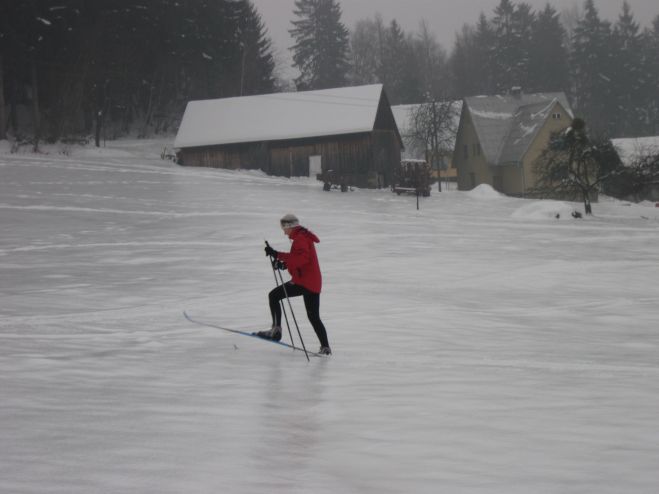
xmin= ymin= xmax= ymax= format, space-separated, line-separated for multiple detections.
xmin=280 ymin=213 xmax=299 ymax=228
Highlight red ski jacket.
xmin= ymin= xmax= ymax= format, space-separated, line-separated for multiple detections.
xmin=276 ymin=226 xmax=322 ymax=294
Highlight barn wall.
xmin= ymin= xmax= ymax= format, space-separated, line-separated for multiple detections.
xmin=370 ymin=90 xmax=403 ymax=188
xmin=372 ymin=130 xmax=401 ymax=188
xmin=267 ymin=134 xmax=378 ymax=187
xmin=179 ymin=142 xmax=267 ymax=170
xmin=178 ymin=132 xmax=401 ymax=189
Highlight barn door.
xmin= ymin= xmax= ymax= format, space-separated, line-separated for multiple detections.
xmin=309 ymin=155 xmax=322 ymax=179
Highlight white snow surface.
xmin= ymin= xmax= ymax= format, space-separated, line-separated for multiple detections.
xmin=2 ymin=139 xmax=659 ymax=493
xmin=469 ymin=109 xmax=513 ymax=120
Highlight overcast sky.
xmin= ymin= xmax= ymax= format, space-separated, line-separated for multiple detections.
xmin=251 ymin=0 xmax=658 ymax=77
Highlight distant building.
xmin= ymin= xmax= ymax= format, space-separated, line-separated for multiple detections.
xmin=174 ymin=84 xmax=402 ymax=189
xmin=611 ymin=135 xmax=659 ymax=201
xmin=453 ymin=90 xmax=573 ymax=196
xmin=612 ymin=136 xmax=659 ymax=166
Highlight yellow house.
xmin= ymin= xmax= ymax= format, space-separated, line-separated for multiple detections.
xmin=453 ymin=91 xmax=573 ymax=196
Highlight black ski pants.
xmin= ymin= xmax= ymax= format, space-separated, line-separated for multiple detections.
xmin=269 ymin=281 xmax=329 ymax=348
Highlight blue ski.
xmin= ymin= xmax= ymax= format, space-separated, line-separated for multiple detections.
xmin=183 ymin=311 xmax=323 ymax=358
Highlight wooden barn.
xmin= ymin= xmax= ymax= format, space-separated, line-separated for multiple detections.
xmin=173 ymin=84 xmax=402 ymax=189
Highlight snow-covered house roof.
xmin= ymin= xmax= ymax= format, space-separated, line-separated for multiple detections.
xmin=611 ymin=136 xmax=659 ymax=166
xmin=464 ymin=92 xmax=573 ymax=165
xmin=174 ymin=84 xmax=388 ymax=149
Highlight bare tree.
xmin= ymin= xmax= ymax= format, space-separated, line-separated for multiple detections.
xmin=410 ymin=99 xmax=459 ymax=192
xmin=415 ymin=20 xmax=450 ymax=99
xmin=349 ymin=19 xmax=381 ymax=85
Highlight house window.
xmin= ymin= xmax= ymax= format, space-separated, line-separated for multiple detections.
xmin=463 ymin=144 xmax=468 ymax=159
xmin=472 ymin=143 xmax=481 ymax=156
xmin=552 ymin=113 xmax=561 ymax=120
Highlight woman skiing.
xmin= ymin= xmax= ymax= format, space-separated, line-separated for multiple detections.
xmin=258 ymin=214 xmax=331 ymax=356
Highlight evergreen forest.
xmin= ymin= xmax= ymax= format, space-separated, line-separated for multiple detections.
xmin=1 ymin=0 xmax=657 ymax=144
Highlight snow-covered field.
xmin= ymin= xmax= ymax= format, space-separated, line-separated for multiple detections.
xmin=2 ymin=139 xmax=659 ymax=493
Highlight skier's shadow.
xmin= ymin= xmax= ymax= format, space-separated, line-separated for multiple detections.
xmin=251 ymin=357 xmax=329 ymax=481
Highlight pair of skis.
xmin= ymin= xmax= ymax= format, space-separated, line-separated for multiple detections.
xmin=183 ymin=311 xmax=326 ymax=358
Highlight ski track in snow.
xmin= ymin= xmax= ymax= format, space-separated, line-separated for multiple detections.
xmin=2 ymin=140 xmax=659 ymax=493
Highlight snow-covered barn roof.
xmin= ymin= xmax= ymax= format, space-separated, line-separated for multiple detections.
xmin=464 ymin=92 xmax=573 ymax=165
xmin=174 ymin=84 xmax=386 ymax=149
xmin=611 ymin=136 xmax=659 ymax=166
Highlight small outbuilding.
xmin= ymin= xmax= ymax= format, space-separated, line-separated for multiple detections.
xmin=174 ymin=84 xmax=402 ymax=189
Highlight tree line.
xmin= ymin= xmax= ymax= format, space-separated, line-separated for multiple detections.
xmin=346 ymin=0 xmax=658 ymax=138
xmin=1 ymin=0 xmax=658 ymax=145
xmin=451 ymin=0 xmax=658 ymax=138
xmin=0 ymin=0 xmax=275 ymax=146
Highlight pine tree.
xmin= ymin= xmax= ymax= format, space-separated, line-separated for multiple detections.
xmin=380 ymin=20 xmax=409 ymax=103
xmin=491 ymin=0 xmax=515 ymax=92
xmin=609 ymin=3 xmax=650 ymax=136
xmin=491 ymin=0 xmax=534 ymax=93
xmin=231 ymin=0 xmax=276 ymax=96
xmin=289 ymin=0 xmax=350 ymax=90
xmin=511 ymin=2 xmax=534 ymax=90
xmin=571 ymin=0 xmax=614 ymax=136
xmin=349 ymin=19 xmax=381 ymax=85
xmin=528 ymin=3 xmax=569 ymax=93
xmin=449 ymin=24 xmax=477 ymax=97
xmin=414 ymin=20 xmax=449 ymax=101
xmin=645 ymin=16 xmax=659 ymax=134
xmin=449 ymin=14 xmax=494 ymax=97
xmin=473 ymin=14 xmax=497 ymax=95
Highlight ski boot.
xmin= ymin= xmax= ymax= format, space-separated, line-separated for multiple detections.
xmin=255 ymin=326 xmax=282 ymax=342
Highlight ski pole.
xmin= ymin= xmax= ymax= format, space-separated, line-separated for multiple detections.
xmin=274 ymin=265 xmax=310 ymax=362
xmin=266 ymin=241 xmax=310 ymax=361
xmin=265 ymin=242 xmax=295 ymax=348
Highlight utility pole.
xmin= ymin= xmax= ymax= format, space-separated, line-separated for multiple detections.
xmin=431 ymin=100 xmax=441 ymax=192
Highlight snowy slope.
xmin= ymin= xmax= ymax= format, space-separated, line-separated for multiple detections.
xmin=1 ymin=140 xmax=659 ymax=493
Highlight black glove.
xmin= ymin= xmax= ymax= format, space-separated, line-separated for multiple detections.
xmin=264 ymin=244 xmax=278 ymax=258
xmin=274 ymin=260 xmax=287 ymax=271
